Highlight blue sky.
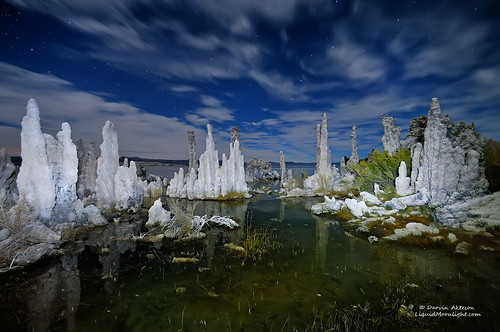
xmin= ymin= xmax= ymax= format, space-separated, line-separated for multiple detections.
xmin=1 ymin=0 xmax=499 ymax=162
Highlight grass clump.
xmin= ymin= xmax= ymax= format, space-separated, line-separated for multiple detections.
xmin=240 ymin=217 xmax=281 ymax=266
xmin=350 ymin=148 xmax=411 ymax=199
xmin=334 ymin=206 xmax=355 ymax=222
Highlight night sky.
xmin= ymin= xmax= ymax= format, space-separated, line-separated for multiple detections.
xmin=1 ymin=0 xmax=499 ymax=162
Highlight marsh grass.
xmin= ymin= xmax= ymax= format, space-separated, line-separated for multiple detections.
xmin=240 ymin=213 xmax=282 ymax=266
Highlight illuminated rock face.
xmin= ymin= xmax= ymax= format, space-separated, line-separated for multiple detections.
xmin=303 ymin=113 xmax=340 ymax=195
xmin=96 ymin=121 xmax=119 ymax=209
xmin=17 ymin=99 xmax=56 ymax=220
xmin=167 ymin=124 xmax=249 ymax=200
xmin=412 ymin=98 xmax=488 ymax=205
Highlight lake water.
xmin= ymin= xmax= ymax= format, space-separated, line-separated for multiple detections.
xmin=0 ymin=181 xmax=498 ymax=331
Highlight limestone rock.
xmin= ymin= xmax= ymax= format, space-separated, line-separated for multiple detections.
xmin=279 ymin=151 xmax=287 ymax=186
xmin=17 ymin=99 xmax=56 ymax=220
xmin=76 ymin=140 xmax=97 ymax=201
xmin=311 ymin=196 xmax=343 ymax=214
xmin=187 ymin=130 xmax=197 ymax=172
xmin=304 ymin=113 xmax=340 ymax=195
xmin=349 ymin=126 xmax=359 ymax=165
xmin=381 ymin=115 xmax=401 ymax=156
xmin=413 ymin=98 xmax=488 ymax=205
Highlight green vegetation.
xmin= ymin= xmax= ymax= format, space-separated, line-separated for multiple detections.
xmin=217 ymin=190 xmax=248 ymax=200
xmin=349 ymin=148 xmax=411 ymax=200
xmin=239 ymin=213 xmax=282 ymax=266
xmin=484 ymin=138 xmax=500 ymax=192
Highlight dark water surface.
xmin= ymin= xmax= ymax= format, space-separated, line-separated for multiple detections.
xmin=0 ymin=192 xmax=498 ymax=331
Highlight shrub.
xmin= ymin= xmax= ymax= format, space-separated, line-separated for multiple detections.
xmin=349 ymin=148 xmax=411 ymax=198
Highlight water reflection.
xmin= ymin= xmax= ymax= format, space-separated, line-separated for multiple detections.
xmin=0 ymin=195 xmax=498 ymax=331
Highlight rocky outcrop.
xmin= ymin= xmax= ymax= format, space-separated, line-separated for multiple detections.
xmin=303 ymin=113 xmax=340 ymax=195
xmin=167 ymin=124 xmax=249 ymax=199
xmin=246 ymin=158 xmax=279 ymax=182
xmin=381 ymin=115 xmax=401 ymax=156
xmin=413 ymin=98 xmax=488 ymax=205
xmin=433 ymin=191 xmax=500 ymax=229
xmin=16 ymin=99 xmax=56 ymax=220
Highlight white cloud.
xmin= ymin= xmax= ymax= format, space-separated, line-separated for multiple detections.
xmin=0 ymin=62 xmax=200 ymax=159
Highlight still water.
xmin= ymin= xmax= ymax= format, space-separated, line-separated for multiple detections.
xmin=0 ymin=185 xmax=498 ymax=331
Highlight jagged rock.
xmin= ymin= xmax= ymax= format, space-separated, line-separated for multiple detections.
xmin=395 ymin=161 xmax=412 ymax=196
xmin=403 ymin=115 xmax=427 ymax=148
xmin=230 ymin=126 xmax=240 ymax=144
xmin=381 ymin=115 xmax=401 ymax=156
xmin=304 ymin=113 xmax=340 ymax=195
xmin=16 ymin=99 xmax=56 ymax=220
xmin=409 ymin=143 xmax=422 ymax=193
xmin=413 ymin=98 xmax=488 ymax=205
xmin=349 ymin=126 xmax=359 ymax=165
xmin=167 ymin=124 xmax=249 ymax=199
xmin=368 ymin=235 xmax=378 ymax=243
xmin=0 ymin=148 xmax=16 ymax=195
xmin=52 ymin=122 xmax=79 ymax=222
xmin=246 ymin=158 xmax=279 ymax=182
xmin=114 ymin=159 xmax=144 ymax=211
xmin=187 ymin=130 xmax=197 ymax=172
xmin=76 ymin=140 xmax=97 ymax=201
xmin=433 ymin=191 xmax=500 ymax=228
xmin=96 ymin=121 xmax=119 ymax=209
